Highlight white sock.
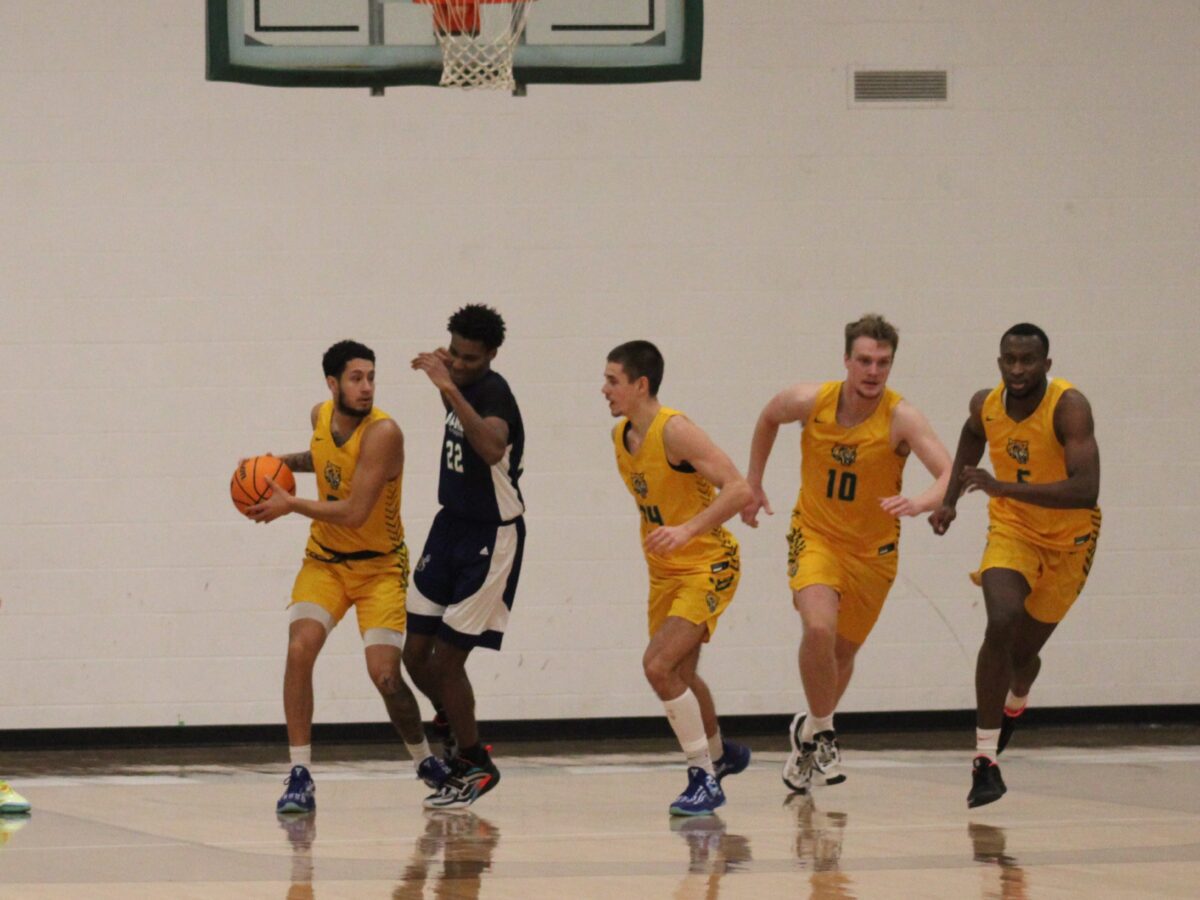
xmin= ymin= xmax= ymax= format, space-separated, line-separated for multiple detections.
xmin=809 ymin=713 xmax=835 ymax=737
xmin=1005 ymin=691 xmax=1028 ymax=714
xmin=405 ymin=738 xmax=433 ymax=765
xmin=289 ymin=745 xmax=312 ymax=768
xmin=707 ymin=730 xmax=724 ymax=763
xmin=663 ymin=689 xmax=714 ymax=775
xmin=976 ymin=728 xmax=1001 ymax=761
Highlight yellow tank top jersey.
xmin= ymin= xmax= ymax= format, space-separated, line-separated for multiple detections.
xmin=613 ymin=407 xmax=739 ymax=575
xmin=981 ymin=378 xmax=1100 ymax=550
xmin=796 ymin=382 xmax=907 ymax=556
xmin=306 ymin=401 xmax=404 ymax=561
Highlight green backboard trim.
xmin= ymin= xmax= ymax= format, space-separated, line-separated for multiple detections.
xmin=206 ymin=1 xmax=702 ymax=88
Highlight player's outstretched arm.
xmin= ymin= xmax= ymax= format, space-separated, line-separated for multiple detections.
xmin=929 ymin=390 xmax=989 ymax=535
xmin=644 ymin=416 xmax=752 ymax=556
xmin=742 ymin=383 xmax=819 ymax=527
xmin=248 ymin=419 xmax=403 ymax=525
xmin=880 ymin=401 xmax=952 ymax=518
xmin=961 ymin=389 xmax=1099 ymax=510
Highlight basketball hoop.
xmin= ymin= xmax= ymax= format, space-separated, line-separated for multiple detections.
xmin=415 ymin=0 xmax=533 ymax=91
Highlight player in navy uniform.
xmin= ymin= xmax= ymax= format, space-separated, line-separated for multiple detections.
xmin=407 ymin=305 xmax=525 ymax=809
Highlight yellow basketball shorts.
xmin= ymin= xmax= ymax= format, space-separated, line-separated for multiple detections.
xmin=971 ymin=519 xmax=1100 ymax=624
xmin=787 ymin=517 xmax=897 ymax=646
xmin=289 ymin=544 xmax=409 ymax=635
xmin=647 ymin=555 xmax=740 ymax=641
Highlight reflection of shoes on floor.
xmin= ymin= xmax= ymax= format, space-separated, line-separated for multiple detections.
xmin=0 ymin=782 xmax=31 ymax=815
xmin=669 ymin=767 xmax=725 ymax=817
xmin=969 ymin=822 xmax=1019 ymax=866
xmin=276 ymin=811 xmax=316 ymax=847
xmin=0 ymin=813 xmax=32 ymax=847
xmin=671 ymin=813 xmax=726 ymax=870
xmin=277 ymin=765 xmax=316 ymax=814
xmin=968 ymin=756 xmax=1007 ymax=809
xmin=713 ymin=740 xmax=751 ymax=784
xmin=998 ymin=706 xmax=1024 ymax=755
xmin=786 ymin=792 xmax=847 ymax=871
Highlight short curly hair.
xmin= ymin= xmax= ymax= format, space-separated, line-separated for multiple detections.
xmin=844 ymin=314 xmax=899 ymax=356
xmin=448 ymin=304 xmax=506 ymax=350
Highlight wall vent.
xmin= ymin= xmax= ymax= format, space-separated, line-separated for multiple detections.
xmin=854 ymin=69 xmax=948 ymax=102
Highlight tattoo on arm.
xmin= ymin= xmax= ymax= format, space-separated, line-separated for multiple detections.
xmin=279 ymin=451 xmax=314 ymax=473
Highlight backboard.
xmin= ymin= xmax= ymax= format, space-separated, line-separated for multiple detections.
xmin=206 ymin=0 xmax=702 ymax=90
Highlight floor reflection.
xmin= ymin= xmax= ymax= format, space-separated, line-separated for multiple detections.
xmin=786 ymin=792 xmax=855 ymax=899
xmin=670 ymin=814 xmax=753 ymax=899
xmin=0 ymin=813 xmax=32 ymax=850
xmin=394 ymin=810 xmax=500 ymax=899
xmin=969 ymin=822 xmax=1029 ymax=900
xmin=278 ymin=812 xmax=317 ymax=900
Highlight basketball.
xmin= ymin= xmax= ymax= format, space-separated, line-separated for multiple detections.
xmin=231 ymin=456 xmax=296 ymax=516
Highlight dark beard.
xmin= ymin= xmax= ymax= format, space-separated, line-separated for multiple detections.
xmin=335 ymin=396 xmax=370 ymax=419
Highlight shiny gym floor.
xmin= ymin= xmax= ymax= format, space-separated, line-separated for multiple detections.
xmin=3 ymin=728 xmax=1199 ymax=899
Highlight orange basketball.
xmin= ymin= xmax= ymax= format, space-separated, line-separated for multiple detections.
xmin=231 ymin=455 xmax=296 ymax=516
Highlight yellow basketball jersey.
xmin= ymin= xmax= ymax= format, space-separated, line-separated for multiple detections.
xmin=981 ymin=378 xmax=1100 ymax=549
xmin=613 ymin=407 xmax=739 ymax=574
xmin=795 ymin=382 xmax=907 ymax=556
xmin=306 ymin=401 xmax=404 ymax=560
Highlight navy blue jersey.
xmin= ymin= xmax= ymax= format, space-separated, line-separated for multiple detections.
xmin=439 ymin=370 xmax=525 ymax=523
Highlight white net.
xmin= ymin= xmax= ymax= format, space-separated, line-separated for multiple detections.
xmin=430 ymin=1 xmax=533 ymax=91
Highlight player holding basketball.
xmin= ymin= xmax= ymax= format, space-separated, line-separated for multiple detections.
xmin=406 ymin=305 xmax=525 ymax=810
xmin=742 ymin=315 xmax=951 ymax=793
xmin=246 ymin=340 xmax=447 ymax=814
xmin=603 ymin=340 xmax=753 ymax=817
xmin=930 ymin=323 xmax=1101 ymax=808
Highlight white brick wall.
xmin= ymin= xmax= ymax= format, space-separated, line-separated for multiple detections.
xmin=1 ymin=2 xmax=1196 ymax=728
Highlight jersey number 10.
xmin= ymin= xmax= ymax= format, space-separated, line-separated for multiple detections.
xmin=826 ymin=469 xmax=857 ymax=502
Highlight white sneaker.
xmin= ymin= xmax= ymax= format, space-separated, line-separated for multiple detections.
xmin=812 ymin=731 xmax=846 ymax=786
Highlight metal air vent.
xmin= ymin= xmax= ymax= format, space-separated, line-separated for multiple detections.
xmin=854 ymin=69 xmax=948 ymax=102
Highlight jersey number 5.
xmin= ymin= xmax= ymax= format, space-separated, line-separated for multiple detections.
xmin=445 ymin=439 xmax=464 ymax=473
xmin=826 ymin=469 xmax=857 ymax=502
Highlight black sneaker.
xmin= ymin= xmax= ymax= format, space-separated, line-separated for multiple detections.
xmin=967 ymin=756 xmax=1007 ymax=809
xmin=463 ymin=750 xmax=501 ymax=802
xmin=997 ymin=707 xmax=1024 ymax=755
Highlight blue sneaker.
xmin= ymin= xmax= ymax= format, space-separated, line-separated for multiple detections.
xmin=669 ymin=767 xmax=726 ymax=817
xmin=417 ymin=754 xmax=452 ymax=789
xmin=713 ymin=740 xmax=751 ymax=784
xmin=277 ymin=765 xmax=316 ymax=814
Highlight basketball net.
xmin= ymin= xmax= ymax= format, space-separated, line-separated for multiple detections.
xmin=424 ymin=0 xmax=532 ymax=90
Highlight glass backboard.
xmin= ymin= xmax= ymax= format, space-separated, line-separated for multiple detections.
xmin=206 ymin=0 xmax=702 ymax=90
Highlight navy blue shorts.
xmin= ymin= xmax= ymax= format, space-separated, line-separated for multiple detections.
xmin=409 ymin=510 xmax=525 ymax=650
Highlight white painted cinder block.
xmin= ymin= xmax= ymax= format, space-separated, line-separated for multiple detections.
xmin=0 ymin=1 xmax=1196 ymax=730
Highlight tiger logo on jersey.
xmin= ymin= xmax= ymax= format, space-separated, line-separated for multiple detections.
xmin=831 ymin=444 xmax=857 ymax=466
xmin=631 ymin=472 xmax=649 ymax=498
xmin=1006 ymin=439 xmax=1030 ymax=465
xmin=705 ymin=592 xmax=719 ymax=613
xmin=325 ymin=461 xmax=342 ymax=490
